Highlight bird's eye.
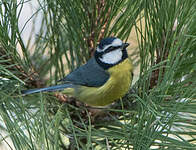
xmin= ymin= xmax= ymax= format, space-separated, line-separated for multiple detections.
xmin=106 ymin=46 xmax=114 ymax=51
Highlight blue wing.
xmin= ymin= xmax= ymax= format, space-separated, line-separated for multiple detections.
xmin=22 ymin=57 xmax=109 ymax=95
xmin=59 ymin=57 xmax=109 ymax=87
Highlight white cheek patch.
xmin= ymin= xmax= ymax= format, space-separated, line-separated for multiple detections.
xmin=99 ymin=49 xmax=122 ymax=64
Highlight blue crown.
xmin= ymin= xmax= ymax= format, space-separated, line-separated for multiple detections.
xmin=98 ymin=37 xmax=117 ymax=49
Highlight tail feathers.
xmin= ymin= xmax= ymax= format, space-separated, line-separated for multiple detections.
xmin=22 ymin=84 xmax=73 ymax=95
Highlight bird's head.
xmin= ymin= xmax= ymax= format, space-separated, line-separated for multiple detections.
xmin=94 ymin=37 xmax=129 ymax=69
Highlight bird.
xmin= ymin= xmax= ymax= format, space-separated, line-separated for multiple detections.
xmin=22 ymin=37 xmax=133 ymax=107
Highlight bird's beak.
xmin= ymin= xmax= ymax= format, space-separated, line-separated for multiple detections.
xmin=122 ymin=43 xmax=129 ymax=48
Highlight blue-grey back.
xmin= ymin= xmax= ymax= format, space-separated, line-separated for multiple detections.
xmin=59 ymin=57 xmax=109 ymax=87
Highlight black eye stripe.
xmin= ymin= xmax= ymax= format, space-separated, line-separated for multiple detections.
xmin=95 ymin=45 xmax=122 ymax=59
xmin=101 ymin=46 xmax=122 ymax=55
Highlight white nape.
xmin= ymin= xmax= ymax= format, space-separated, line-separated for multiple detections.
xmin=97 ymin=38 xmax=123 ymax=52
xmin=99 ymin=49 xmax=122 ymax=64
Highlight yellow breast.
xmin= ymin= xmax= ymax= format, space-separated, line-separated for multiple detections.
xmin=75 ymin=58 xmax=133 ymax=106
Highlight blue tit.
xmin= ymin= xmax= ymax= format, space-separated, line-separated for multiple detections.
xmin=22 ymin=37 xmax=133 ymax=107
